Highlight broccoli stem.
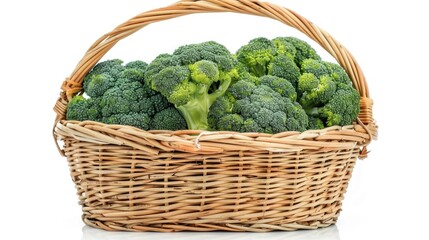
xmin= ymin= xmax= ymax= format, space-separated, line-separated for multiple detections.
xmin=208 ymin=78 xmax=232 ymax=105
xmin=251 ymin=65 xmax=266 ymax=77
xmin=304 ymin=107 xmax=320 ymax=117
xmin=177 ymin=79 xmax=231 ymax=130
xmin=177 ymin=94 xmax=210 ymax=130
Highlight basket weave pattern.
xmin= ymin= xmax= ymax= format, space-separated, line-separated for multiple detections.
xmin=53 ymin=0 xmax=377 ymax=232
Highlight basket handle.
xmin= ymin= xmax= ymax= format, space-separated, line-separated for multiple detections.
xmin=53 ymin=0 xmax=375 ymax=132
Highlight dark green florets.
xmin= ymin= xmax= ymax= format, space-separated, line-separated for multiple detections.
xmin=67 ymin=59 xmax=186 ymax=131
xmin=209 ymin=80 xmax=308 ymax=133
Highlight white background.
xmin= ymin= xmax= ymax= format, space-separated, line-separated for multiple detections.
xmin=1 ymin=0 xmax=428 ymax=239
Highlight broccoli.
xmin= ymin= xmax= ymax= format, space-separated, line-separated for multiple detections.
xmin=236 ymin=37 xmax=301 ymax=87
xmin=209 ymin=80 xmax=308 ymax=133
xmin=298 ymin=73 xmax=337 ymax=108
xmin=83 ymin=59 xmax=125 ymax=98
xmin=66 ymin=95 xmax=90 ymax=121
xmin=236 ymin=37 xmax=276 ymax=77
xmin=272 ymin=37 xmax=321 ymax=67
xmin=102 ymin=112 xmax=151 ymax=130
xmin=144 ymin=41 xmax=239 ymax=130
xmin=297 ymin=58 xmax=360 ymax=127
xmin=150 ymin=108 xmax=187 ymax=131
xmin=259 ymin=75 xmax=297 ymax=102
xmin=67 ymin=59 xmax=186 ymax=131
xmin=66 ymin=96 xmax=101 ymax=121
xmin=307 ymin=116 xmax=325 ymax=130
xmin=297 ymin=73 xmax=360 ymax=127
xmin=300 ymin=59 xmax=351 ymax=85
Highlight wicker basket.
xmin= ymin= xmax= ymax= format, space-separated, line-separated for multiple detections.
xmin=53 ymin=0 xmax=377 ymax=232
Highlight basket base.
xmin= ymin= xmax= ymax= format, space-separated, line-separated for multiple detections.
xmin=83 ymin=216 xmax=337 ymax=232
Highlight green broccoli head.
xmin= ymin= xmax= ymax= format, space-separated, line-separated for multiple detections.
xmin=259 ymin=75 xmax=297 ymax=102
xmin=236 ymin=37 xmax=277 ymax=77
xmin=300 ymin=59 xmax=329 ymax=78
xmin=66 ymin=96 xmax=101 ymax=121
xmin=66 ymin=96 xmax=88 ymax=121
xmin=145 ymin=41 xmax=238 ymax=130
xmin=299 ymin=74 xmax=360 ymax=127
xmin=323 ymin=61 xmax=352 ymax=85
xmin=236 ymin=37 xmax=300 ymax=87
xmin=273 ymin=37 xmax=321 ymax=67
xmin=150 ymin=107 xmax=187 ymax=131
xmin=298 ymin=58 xmax=360 ymax=127
xmin=301 ymin=59 xmax=352 ymax=85
xmin=86 ymin=59 xmax=125 ymax=79
xmin=272 ymin=37 xmax=297 ymax=60
xmin=318 ymin=83 xmax=360 ymax=126
xmin=267 ymin=54 xmax=301 ymax=87
xmin=307 ymin=116 xmax=325 ymax=130
xmin=84 ymin=74 xmax=115 ymax=98
xmin=298 ymin=73 xmax=337 ymax=108
xmin=209 ymin=80 xmax=308 ymax=133
xmin=83 ymin=59 xmax=125 ymax=98
xmin=102 ymin=112 xmax=151 ymax=130
xmin=100 ymin=82 xmax=144 ymax=117
xmin=67 ymin=59 xmax=186 ymax=131
xmin=121 ymin=60 xmax=148 ymax=83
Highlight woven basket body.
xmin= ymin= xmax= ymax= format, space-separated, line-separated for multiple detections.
xmin=53 ymin=0 xmax=377 ymax=232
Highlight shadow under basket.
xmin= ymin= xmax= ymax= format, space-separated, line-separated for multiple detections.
xmin=53 ymin=0 xmax=377 ymax=232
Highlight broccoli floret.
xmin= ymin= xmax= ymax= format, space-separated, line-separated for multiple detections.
xmin=66 ymin=96 xmax=101 ymax=121
xmin=273 ymin=37 xmax=321 ymax=67
xmin=66 ymin=96 xmax=89 ymax=121
xmin=323 ymin=61 xmax=351 ymax=85
xmin=318 ymin=83 xmax=360 ymax=126
xmin=236 ymin=37 xmax=277 ymax=77
xmin=86 ymin=59 xmax=125 ymax=79
xmin=308 ymin=116 xmax=325 ymax=130
xmin=259 ymin=75 xmax=297 ymax=102
xmin=267 ymin=54 xmax=300 ymax=87
xmin=100 ymin=83 xmax=143 ymax=117
xmin=301 ymin=59 xmax=352 ymax=85
xmin=102 ymin=112 xmax=151 ymax=130
xmin=298 ymin=73 xmax=337 ymax=108
xmin=125 ymin=60 xmax=148 ymax=71
xmin=298 ymin=74 xmax=360 ymax=127
xmin=215 ymin=114 xmax=245 ymax=132
xmin=299 ymin=58 xmax=360 ymax=128
xmin=83 ymin=59 xmax=125 ymax=97
xmin=300 ymin=59 xmax=329 ymax=78
xmin=209 ymin=80 xmax=308 ymax=133
xmin=236 ymin=37 xmax=301 ymax=87
xmin=207 ymin=94 xmax=234 ymax=129
xmin=84 ymin=74 xmax=115 ymax=98
xmin=67 ymin=59 xmax=186 ymax=131
xmin=86 ymin=98 xmax=102 ymax=121
xmin=272 ymin=37 xmax=297 ymax=60
xmin=145 ymin=41 xmax=239 ymax=130
xmin=150 ymin=108 xmax=187 ymax=131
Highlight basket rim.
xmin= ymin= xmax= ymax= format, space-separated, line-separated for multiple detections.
xmin=55 ymin=117 xmax=374 ymax=159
